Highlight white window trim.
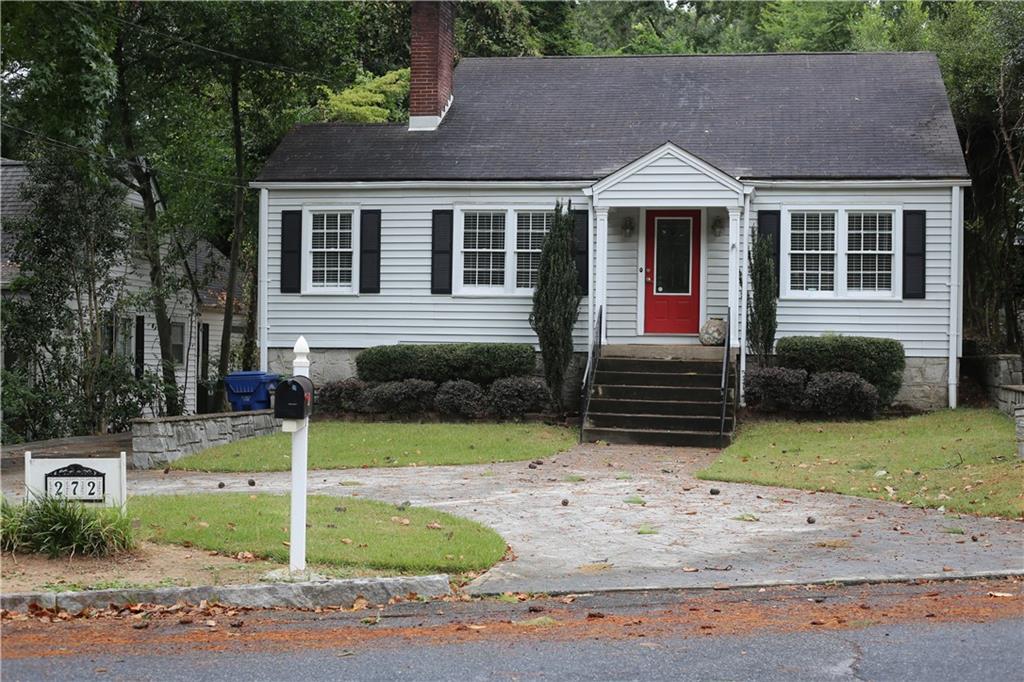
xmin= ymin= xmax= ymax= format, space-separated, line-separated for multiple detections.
xmin=453 ymin=205 xmax=560 ymax=297
xmin=781 ymin=206 xmax=903 ymax=301
xmin=301 ymin=205 xmax=360 ymax=295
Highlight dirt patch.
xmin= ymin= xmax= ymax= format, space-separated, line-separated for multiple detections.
xmin=555 ymin=443 xmax=719 ymax=477
xmin=1 ymin=542 xmax=281 ymax=593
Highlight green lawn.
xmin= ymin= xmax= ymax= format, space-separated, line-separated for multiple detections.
xmin=171 ymin=422 xmax=576 ymax=472
xmin=698 ymin=409 xmax=1023 ymax=519
xmin=129 ymin=493 xmax=507 ymax=574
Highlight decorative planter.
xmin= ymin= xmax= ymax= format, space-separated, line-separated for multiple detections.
xmin=699 ymin=318 xmax=727 ymax=346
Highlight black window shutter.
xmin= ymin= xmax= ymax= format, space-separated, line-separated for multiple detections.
xmin=431 ymin=210 xmax=454 ymax=294
xmin=134 ymin=315 xmax=145 ymax=380
xmin=903 ymin=210 xmax=926 ymax=299
xmin=573 ymin=210 xmax=589 ymax=295
xmin=757 ymin=210 xmax=781 ymax=296
xmin=359 ymin=210 xmax=382 ymax=294
xmin=280 ymin=210 xmax=302 ymax=293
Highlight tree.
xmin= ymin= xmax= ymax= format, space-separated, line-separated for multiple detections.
xmin=530 ymin=202 xmax=582 ymax=413
xmin=747 ymin=233 xmax=778 ymax=368
xmin=1 ymin=148 xmax=161 ymax=441
xmin=320 ymin=69 xmax=410 ymax=123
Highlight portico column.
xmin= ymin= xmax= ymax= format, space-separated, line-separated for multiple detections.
xmin=595 ymin=206 xmax=610 ymax=344
xmin=727 ymin=206 xmax=741 ymax=345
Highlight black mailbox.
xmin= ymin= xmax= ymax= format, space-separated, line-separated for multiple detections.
xmin=274 ymin=376 xmax=314 ymax=420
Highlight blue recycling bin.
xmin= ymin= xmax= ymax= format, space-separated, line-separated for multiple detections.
xmin=224 ymin=371 xmax=279 ymax=411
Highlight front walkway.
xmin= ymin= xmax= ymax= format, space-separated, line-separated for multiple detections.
xmin=4 ymin=445 xmax=1020 ymax=594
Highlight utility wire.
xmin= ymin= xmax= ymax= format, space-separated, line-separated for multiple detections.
xmin=63 ymin=0 xmax=353 ymax=87
xmin=3 ymin=123 xmax=250 ymax=191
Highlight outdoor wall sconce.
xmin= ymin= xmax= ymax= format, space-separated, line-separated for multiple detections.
xmin=711 ymin=215 xmax=724 ymax=237
xmin=621 ymin=216 xmax=635 ymax=237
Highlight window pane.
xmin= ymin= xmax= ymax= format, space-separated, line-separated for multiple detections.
xmin=310 ymin=211 xmax=353 ymax=288
xmin=463 ymin=212 xmax=507 ymax=287
xmin=789 ymin=211 xmax=836 ymax=291
xmin=847 ymin=211 xmax=893 ymax=291
xmin=654 ymin=218 xmax=692 ymax=294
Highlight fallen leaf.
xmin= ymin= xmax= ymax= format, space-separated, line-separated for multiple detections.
xmin=682 ymin=566 xmax=700 ymax=573
xmin=988 ymin=592 xmax=1015 ymax=598
xmin=426 ymin=522 xmax=443 ymax=530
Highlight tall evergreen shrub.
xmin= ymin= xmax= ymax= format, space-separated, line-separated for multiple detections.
xmin=530 ymin=201 xmax=581 ymax=413
xmin=747 ymin=233 xmax=778 ymax=368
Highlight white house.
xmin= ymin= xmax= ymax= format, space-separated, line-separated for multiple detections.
xmin=253 ymin=2 xmax=967 ymax=445
xmin=1 ymin=157 xmax=241 ymax=417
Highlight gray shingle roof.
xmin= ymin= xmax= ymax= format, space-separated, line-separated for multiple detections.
xmin=257 ymin=52 xmax=968 ymax=183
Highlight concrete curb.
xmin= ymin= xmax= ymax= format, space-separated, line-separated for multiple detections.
xmin=1 ymin=574 xmax=450 ymax=615
xmin=467 ymin=569 xmax=1024 ymax=596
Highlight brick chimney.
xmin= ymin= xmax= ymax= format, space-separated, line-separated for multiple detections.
xmin=408 ymin=1 xmax=455 ymax=131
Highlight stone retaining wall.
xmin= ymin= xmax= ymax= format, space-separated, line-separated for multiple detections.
xmin=893 ymin=357 xmax=949 ymax=411
xmin=963 ymin=354 xmax=1024 ymax=416
xmin=1016 ymin=406 xmax=1024 ymax=460
xmin=131 ymin=410 xmax=280 ymax=469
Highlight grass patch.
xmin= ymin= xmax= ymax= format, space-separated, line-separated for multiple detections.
xmin=732 ymin=513 xmax=759 ymax=522
xmin=564 ymin=475 xmax=586 ymax=483
xmin=171 ymin=422 xmax=575 ymax=472
xmin=636 ymin=524 xmax=659 ymax=535
xmin=615 ymin=473 xmax=633 ymax=481
xmin=128 ymin=493 xmax=506 ymax=574
xmin=699 ymin=409 xmax=1022 ymax=518
xmin=2 ymin=497 xmax=134 ymax=558
xmin=623 ymin=495 xmax=646 ymax=506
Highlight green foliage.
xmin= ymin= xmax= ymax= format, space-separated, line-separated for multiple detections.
xmin=759 ymin=1 xmax=860 ymax=52
xmin=362 ymin=379 xmax=437 ymax=415
xmin=803 ymin=371 xmax=879 ymax=420
xmin=435 ymin=380 xmax=487 ymax=419
xmin=746 ymin=233 xmax=778 ymax=367
xmin=487 ymin=376 xmax=550 ymax=419
xmin=356 ymin=343 xmax=536 ymax=385
xmin=317 ymin=378 xmax=368 ymax=415
xmin=319 ymin=68 xmax=410 ymax=123
xmin=775 ymin=335 xmax=906 ymax=406
xmin=743 ymin=367 xmax=807 ymax=413
xmin=529 ymin=201 xmax=581 ymax=413
xmin=2 ymin=497 xmax=134 ymax=558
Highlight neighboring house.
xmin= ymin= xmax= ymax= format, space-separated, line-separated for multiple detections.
xmin=253 ymin=2 xmax=967 ymax=445
xmin=1 ymin=156 xmax=242 ymax=417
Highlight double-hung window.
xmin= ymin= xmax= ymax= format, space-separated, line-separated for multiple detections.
xmin=846 ymin=211 xmax=894 ymax=292
xmin=462 ymin=211 xmax=507 ymax=288
xmin=515 ymin=212 xmax=554 ymax=288
xmin=783 ymin=208 xmax=901 ymax=298
xmin=789 ymin=211 xmax=836 ymax=293
xmin=456 ymin=208 xmax=559 ymax=294
xmin=310 ymin=211 xmax=354 ymax=289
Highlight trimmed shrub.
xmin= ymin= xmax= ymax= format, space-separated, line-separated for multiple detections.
xmin=744 ymin=367 xmax=808 ymax=412
xmin=2 ymin=496 xmax=134 ymax=558
xmin=317 ymin=378 xmax=367 ymax=414
xmin=775 ymin=335 xmax=905 ymax=406
xmin=355 ymin=343 xmax=535 ymax=385
xmin=803 ymin=371 xmax=879 ymax=419
xmin=487 ymin=376 xmax=550 ymax=419
xmin=362 ymin=379 xmax=437 ymax=415
xmin=434 ymin=380 xmax=486 ymax=418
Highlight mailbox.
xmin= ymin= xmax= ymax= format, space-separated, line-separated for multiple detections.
xmin=274 ymin=376 xmax=314 ymax=420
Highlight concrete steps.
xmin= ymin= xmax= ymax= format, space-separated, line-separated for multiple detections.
xmin=582 ymin=353 xmax=735 ymax=448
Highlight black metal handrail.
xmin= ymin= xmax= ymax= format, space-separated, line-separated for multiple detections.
xmin=579 ymin=305 xmax=603 ymax=442
xmin=719 ymin=310 xmax=731 ymax=437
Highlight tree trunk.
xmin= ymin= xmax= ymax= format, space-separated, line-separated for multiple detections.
xmin=240 ymin=255 xmax=259 ymax=371
xmin=212 ymin=60 xmax=247 ymax=410
xmin=113 ymin=30 xmax=181 ymax=416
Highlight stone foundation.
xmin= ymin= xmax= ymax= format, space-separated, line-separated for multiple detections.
xmin=131 ymin=410 xmax=280 ymax=469
xmin=893 ymin=357 xmax=949 ymax=411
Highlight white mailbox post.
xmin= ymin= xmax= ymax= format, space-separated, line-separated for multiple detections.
xmin=282 ymin=335 xmax=311 ymax=573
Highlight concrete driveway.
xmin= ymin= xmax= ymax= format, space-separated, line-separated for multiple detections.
xmin=4 ymin=445 xmax=1021 ymax=594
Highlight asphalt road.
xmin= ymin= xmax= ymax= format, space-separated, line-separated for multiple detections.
xmin=4 ymin=580 xmax=1022 ymax=681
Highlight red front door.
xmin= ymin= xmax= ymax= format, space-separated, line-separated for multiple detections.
xmin=643 ymin=210 xmax=701 ymax=334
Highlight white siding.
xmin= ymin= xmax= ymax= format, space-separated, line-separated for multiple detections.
xmin=597 ymin=154 xmax=741 ymax=207
xmin=265 ymin=188 xmax=590 ymax=350
xmin=753 ymin=186 xmax=955 ymax=357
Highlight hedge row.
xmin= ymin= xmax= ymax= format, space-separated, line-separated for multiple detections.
xmin=774 ymin=335 xmax=905 ymax=407
xmin=355 ymin=343 xmax=536 ymax=385
xmin=317 ymin=376 xmax=549 ymax=420
xmin=745 ymin=367 xmax=879 ymax=419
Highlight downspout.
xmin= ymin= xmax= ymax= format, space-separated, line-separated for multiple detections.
xmin=582 ymin=187 xmax=595 ymax=384
xmin=740 ymin=187 xmax=754 ymax=405
xmin=258 ymin=188 xmax=269 ymax=372
xmin=948 ymin=186 xmax=962 ymax=408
